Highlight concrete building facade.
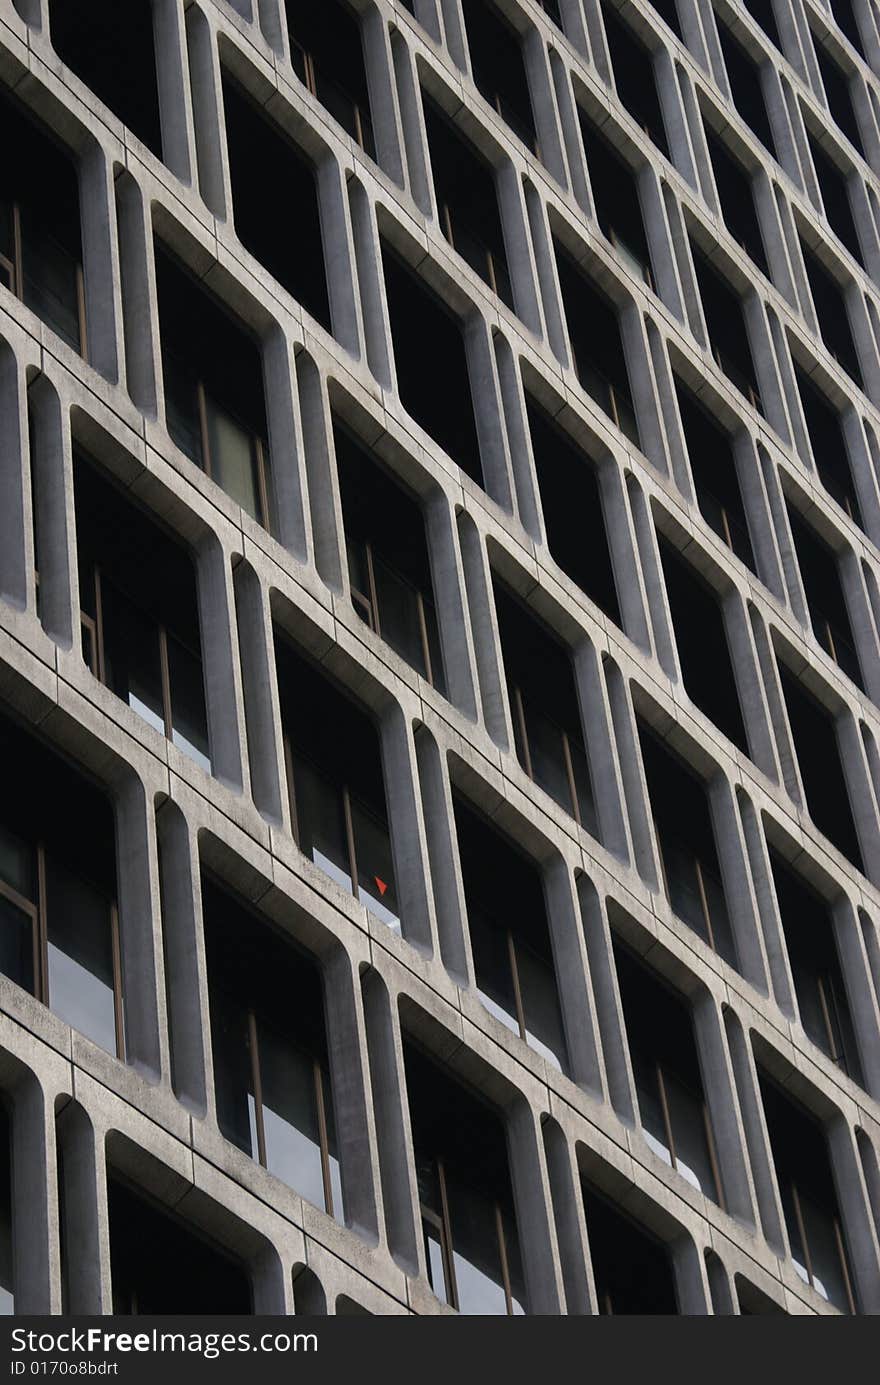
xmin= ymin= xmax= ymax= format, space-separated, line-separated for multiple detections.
xmin=0 ymin=0 xmax=879 ymax=1315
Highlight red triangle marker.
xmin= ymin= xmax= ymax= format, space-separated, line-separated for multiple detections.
xmin=374 ymin=877 xmax=388 ymax=897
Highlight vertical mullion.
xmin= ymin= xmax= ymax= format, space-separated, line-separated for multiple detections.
xmin=110 ymin=901 xmax=125 ymax=1061
xmin=694 ymin=856 xmax=718 ymax=952
xmin=253 ymin=435 xmax=271 ymax=532
xmin=12 ymin=203 xmax=23 ymax=300
xmin=158 ymin=625 xmax=173 ymax=742
xmin=247 ymin=1009 xmax=267 ymax=1169
xmin=655 ymin=1062 xmax=678 ymax=1169
xmin=560 ymin=728 xmax=582 ymax=827
xmin=817 ymin=974 xmax=843 ymax=1065
xmin=313 ymin=1058 xmax=335 ymax=1218
xmin=437 ymin=1159 xmax=459 ymax=1311
xmin=342 ymin=785 xmax=360 ymax=901
xmin=283 ymin=733 xmax=300 ymax=846
xmin=197 ymin=380 xmax=212 ymax=479
xmin=512 ymin=685 xmax=534 ymax=779
xmin=790 ymin=1182 xmax=814 ymax=1291
xmin=94 ymin=566 xmax=107 ymax=686
xmin=75 ymin=261 xmax=89 ymax=363
xmin=36 ymin=843 xmax=49 ymax=1007
xmin=507 ymin=930 xmax=528 ymax=1044
xmin=702 ymin=1100 xmax=726 ymax=1211
xmin=833 ymin=1215 xmax=857 ymax=1315
xmin=495 ymin=1201 xmax=514 ymax=1315
xmin=364 ymin=543 xmax=381 ymax=638
xmin=416 ymin=589 xmax=435 ymax=687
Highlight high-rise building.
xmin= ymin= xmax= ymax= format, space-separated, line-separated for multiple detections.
xmin=0 ymin=0 xmax=879 ymax=1316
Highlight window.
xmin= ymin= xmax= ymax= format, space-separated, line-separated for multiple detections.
xmin=769 ymin=849 xmax=862 ymax=1081
xmin=742 ymin=0 xmax=782 ymax=51
xmin=800 ymin=242 xmax=862 ymax=388
xmin=203 ymin=876 xmax=343 ymax=1218
xmin=48 ymin=0 xmax=162 ymax=158
xmin=674 ymin=376 xmax=756 ymax=570
xmin=288 ymin=0 xmax=375 ymax=157
xmin=494 ymin=581 xmax=598 ymax=836
xmin=553 ymin=242 xmax=640 ymax=445
xmin=0 ymin=90 xmax=85 ymax=356
xmin=423 ymin=96 xmax=513 ymax=309
xmin=807 ymin=132 xmax=863 ymax=267
xmin=787 ymin=504 xmax=863 ymax=689
xmin=658 ymin=535 xmax=750 ymax=754
xmin=578 ymin=110 xmax=653 ymax=288
xmin=73 ymin=452 xmax=210 ymax=772
xmin=646 ymin=0 xmax=683 ymax=41
xmin=381 ymin=243 xmax=483 ymax=487
xmin=813 ymin=38 xmax=864 ymax=158
xmin=705 ymin=126 xmax=768 ymax=276
xmin=155 ymin=246 xmax=271 ymax=528
xmin=335 ymin=423 xmax=445 ymax=693
xmin=601 ymin=2 xmax=670 ymax=158
xmin=526 ymin=395 xmax=622 ymax=625
xmin=403 ymin=1041 xmax=526 ymax=1315
xmin=0 ymin=1109 xmax=12 ymax=1316
xmin=454 ymin=795 xmax=568 ymax=1073
xmin=0 ymin=717 xmax=121 ymax=1057
xmin=716 ymin=19 xmax=777 ymax=159
xmin=737 ymin=1276 xmax=787 ymax=1313
xmin=638 ymin=722 xmax=738 ymax=966
xmin=614 ymin=942 xmax=724 ymax=1204
xmin=461 ymin=0 xmax=538 ymax=154
xmin=275 ymin=635 xmax=399 ymax=932
xmin=831 ymin=0 xmax=867 ymax=60
xmin=793 ymin=363 xmax=860 ymax=523
xmin=777 ymin=664 xmax=862 ymax=870
xmin=582 ymin=1179 xmax=678 ymax=1313
xmin=691 ymin=243 xmax=763 ymax=411
xmin=222 ymin=75 xmax=331 ymax=331
xmin=536 ymin=0 xmax=563 ymax=27
xmin=759 ymin=1072 xmax=856 ymax=1312
xmin=108 ymin=1176 xmax=251 ymax=1314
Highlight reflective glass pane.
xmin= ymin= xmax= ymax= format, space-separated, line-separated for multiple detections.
xmin=516 ymin=941 xmax=567 ymax=1073
xmin=372 ymin=553 xmax=428 ymax=678
xmin=163 ymin=359 xmax=203 ymax=467
xmin=321 ymin=1069 xmax=344 ymax=1221
xmin=209 ymin=988 xmax=256 ymax=1158
xmin=0 ymin=824 xmax=33 ymax=900
xmin=167 ymin=634 xmax=211 ymax=772
xmin=470 ymin=912 xmax=519 ymax=1038
xmin=258 ymin=1024 xmax=327 ymax=1212
xmin=350 ymin=795 xmax=399 ymax=931
xmin=632 ymin=1051 xmax=673 ymax=1167
xmin=445 ymin=1172 xmax=508 ymax=1315
xmin=19 ymin=210 xmax=80 ymax=352
xmin=664 ymin=1070 xmax=718 ymax=1201
xmin=293 ymin=757 xmax=352 ymax=896
xmin=660 ymin=836 xmax=712 ymax=946
xmin=800 ymin=1190 xmax=851 ymax=1312
xmin=424 ymin=1220 xmax=449 ymax=1304
xmin=206 ymin=400 xmax=262 ymax=523
xmin=45 ymin=857 xmax=117 ymax=1055
xmin=780 ymin=1182 xmax=811 ymax=1287
xmin=101 ymin=583 xmax=165 ymax=737
xmin=524 ymin=702 xmax=572 ymax=815
xmin=0 ymin=895 xmax=34 ymax=995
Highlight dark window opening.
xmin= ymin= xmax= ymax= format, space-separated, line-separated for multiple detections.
xmin=716 ymin=21 xmax=777 ymax=159
xmin=787 ymin=504 xmax=862 ymax=688
xmin=758 ymin=1072 xmax=856 ymax=1312
xmin=601 ymin=3 xmax=669 ymax=158
xmin=793 ymin=363 xmax=860 ymax=523
xmin=705 ymin=127 xmax=768 ymax=276
xmin=203 ymin=875 xmax=342 ymax=1217
xmin=582 ymin=1180 xmax=678 ymax=1313
xmin=461 ymin=0 xmax=537 ymax=154
xmin=154 ymin=246 xmax=271 ymax=529
xmin=800 ymin=242 xmax=862 ymax=388
xmin=422 ymin=96 xmax=513 ymax=309
xmin=831 ymin=0 xmax=866 ymax=60
xmin=493 ymin=581 xmax=598 ymax=837
xmin=769 ymin=849 xmax=862 ymax=1082
xmin=742 ymin=0 xmax=782 ymax=51
xmin=578 ymin=110 xmax=653 ymax=288
xmin=614 ymin=941 xmax=723 ymax=1204
xmin=274 ymin=634 xmax=399 ymax=932
xmin=48 ymin=0 xmax=162 ymax=158
xmin=453 ymin=795 xmax=568 ymax=1073
xmin=778 ymin=663 xmax=862 ymax=869
xmin=0 ymin=715 xmax=121 ymax=1057
xmin=334 ymin=422 xmax=445 ymax=693
xmin=553 ymin=242 xmax=640 ymax=446
xmin=638 ymin=722 xmax=737 ymax=967
xmin=0 ymin=90 xmax=85 ymax=356
xmin=0 ymin=1109 xmax=12 ymax=1315
xmin=108 ymin=1176 xmax=251 ymax=1314
xmin=813 ymin=40 xmax=864 ymax=158
xmin=737 ymin=1276 xmax=787 ymax=1313
xmin=287 ymin=0 xmax=375 ymax=158
xmin=73 ymin=452 xmax=210 ymax=772
xmin=692 ymin=244 xmax=762 ymax=411
xmin=536 ymin=0 xmax=563 ymax=28
xmin=674 ymin=377 xmax=755 ymax=570
xmin=222 ymin=76 xmax=330 ymax=331
xmin=381 ymin=243 xmax=483 ymax=486
xmin=403 ymin=1040 xmax=526 ymax=1315
xmin=646 ymin=0 xmax=683 ymax=41
xmin=658 ymin=535 xmax=749 ymax=753
xmin=526 ymin=395 xmax=621 ymax=625
xmin=808 ymin=133 xmax=863 ymax=267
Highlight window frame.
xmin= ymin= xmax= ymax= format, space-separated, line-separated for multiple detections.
xmin=290 ymin=33 xmax=375 ymax=159
xmin=787 ymin=1175 xmax=856 ymax=1313
xmin=419 ymin=1153 xmax=519 ymax=1315
xmin=509 ymin=682 xmax=589 ymax=830
xmin=195 ymin=379 xmax=271 ymax=531
xmin=347 ymin=535 xmax=442 ymax=690
xmin=0 ymin=198 xmax=88 ymax=359
xmin=653 ymin=816 xmax=735 ymax=964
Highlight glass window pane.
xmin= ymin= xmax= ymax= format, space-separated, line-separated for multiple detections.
xmin=660 ymin=836 xmax=712 ymax=946
xmin=45 ymin=858 xmax=117 ymax=1055
xmin=167 ymin=634 xmax=211 ymax=772
xmin=780 ymin=1182 xmax=811 ymax=1287
xmin=568 ymin=736 xmax=598 ymax=838
xmin=321 ymin=1070 xmax=344 ymax=1222
xmin=19 ymin=209 xmax=80 ymax=352
xmin=632 ymin=1051 xmax=673 ymax=1167
xmin=664 ymin=1070 xmax=718 ymax=1200
xmin=205 ymin=400 xmax=262 ymax=523
xmin=516 ymin=941 xmax=567 ymax=1073
xmin=163 ymin=356 xmax=203 ymax=467
xmin=523 ymin=702 xmax=572 ymax=814
xmin=258 ymin=1024 xmax=327 ymax=1212
xmin=293 ymin=756 xmax=353 ymax=896
xmin=0 ymin=895 xmax=34 ymax=995
xmin=0 ymin=824 xmax=33 ymax=901
xmin=372 ymin=554 xmax=428 ymax=678
xmin=800 ymin=1190 xmax=851 ymax=1312
xmin=445 ymin=1172 xmax=508 ymax=1315
xmin=101 ymin=582 xmax=165 ymax=737
xmin=350 ymin=795 xmax=400 ymax=931
xmin=424 ymin=1220 xmax=449 ymax=1304
xmin=209 ymin=988 xmax=256 ymax=1158
xmin=470 ymin=912 xmax=520 ymax=1038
